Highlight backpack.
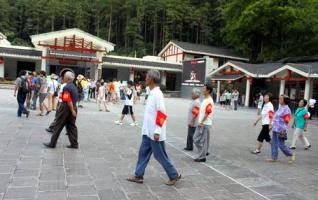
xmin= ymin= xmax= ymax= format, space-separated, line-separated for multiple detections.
xmin=19 ymin=78 xmax=30 ymax=94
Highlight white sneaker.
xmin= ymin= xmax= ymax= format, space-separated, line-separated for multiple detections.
xmin=115 ymin=120 xmax=123 ymax=125
xmin=130 ymin=122 xmax=137 ymax=126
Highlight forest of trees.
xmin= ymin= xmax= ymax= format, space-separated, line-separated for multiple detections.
xmin=0 ymin=0 xmax=317 ymax=63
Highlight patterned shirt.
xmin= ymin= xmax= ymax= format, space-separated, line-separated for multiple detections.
xmin=272 ymin=105 xmax=291 ymax=133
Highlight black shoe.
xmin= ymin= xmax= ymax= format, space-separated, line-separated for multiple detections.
xmin=194 ymin=158 xmax=206 ymax=162
xmin=46 ymin=111 xmax=51 ymax=116
xmin=43 ymin=142 xmax=55 ymax=148
xmin=206 ymin=152 xmax=210 ymax=156
xmin=305 ymin=145 xmax=311 ymax=150
xmin=26 ymin=111 xmax=30 ymax=118
xmin=45 ymin=128 xmax=53 ymax=133
xmin=65 ymin=132 xmax=69 ymax=136
xmin=184 ymin=148 xmax=193 ymax=151
xmin=66 ymin=145 xmax=78 ymax=149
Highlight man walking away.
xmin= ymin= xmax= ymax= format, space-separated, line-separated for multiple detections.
xmin=127 ymin=70 xmax=181 ymax=186
xmin=193 ymin=84 xmax=214 ymax=162
xmin=14 ymin=70 xmax=30 ymax=118
xmin=43 ymin=71 xmax=79 ymax=149
xmin=31 ymin=71 xmax=40 ymax=110
xmin=115 ymin=81 xmax=137 ymax=126
xmin=37 ymin=71 xmax=49 ymax=116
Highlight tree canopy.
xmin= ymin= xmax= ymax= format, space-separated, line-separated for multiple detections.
xmin=0 ymin=0 xmax=317 ymax=62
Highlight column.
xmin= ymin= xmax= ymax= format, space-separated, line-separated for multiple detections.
xmin=161 ymin=71 xmax=167 ymax=86
xmin=304 ymin=79 xmax=311 ymax=100
xmin=279 ymin=80 xmax=286 ymax=96
xmin=216 ymin=81 xmax=221 ymax=103
xmin=0 ymin=57 xmax=4 ymax=78
xmin=95 ymin=52 xmax=103 ymax=80
xmin=41 ymin=48 xmax=47 ymax=71
xmin=244 ymin=78 xmax=251 ymax=107
xmin=129 ymin=68 xmax=134 ymax=81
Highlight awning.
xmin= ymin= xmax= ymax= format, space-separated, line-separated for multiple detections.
xmin=210 ymin=74 xmax=244 ymax=81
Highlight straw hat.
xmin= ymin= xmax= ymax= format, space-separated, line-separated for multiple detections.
xmin=77 ymin=74 xmax=84 ymax=80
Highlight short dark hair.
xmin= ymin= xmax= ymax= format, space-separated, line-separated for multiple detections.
xmin=300 ymin=99 xmax=308 ymax=107
xmin=281 ymin=95 xmax=290 ymax=105
xmin=264 ymin=92 xmax=273 ymax=102
xmin=100 ymin=82 xmax=104 ymax=86
xmin=19 ymin=70 xmax=26 ymax=76
xmin=204 ymin=84 xmax=213 ymax=94
xmin=39 ymin=71 xmax=46 ymax=76
xmin=127 ymin=80 xmax=133 ymax=86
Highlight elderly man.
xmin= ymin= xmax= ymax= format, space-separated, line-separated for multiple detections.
xmin=184 ymin=88 xmax=201 ymax=151
xmin=43 ymin=71 xmax=79 ymax=149
xmin=193 ymin=84 xmax=214 ymax=162
xmin=127 ymin=70 xmax=181 ymax=186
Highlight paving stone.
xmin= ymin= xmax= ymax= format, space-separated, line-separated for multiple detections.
xmin=39 ymin=181 xmax=66 ymax=191
xmin=67 ymin=175 xmax=94 ymax=186
xmin=68 ymin=195 xmax=99 ymax=200
xmin=68 ymin=185 xmax=97 ymax=196
xmin=5 ymin=187 xmax=36 ymax=199
xmin=98 ymin=188 xmax=127 ymax=200
xmin=37 ymin=191 xmax=67 ymax=200
xmin=10 ymin=177 xmax=38 ymax=187
xmin=13 ymin=169 xmax=39 ymax=177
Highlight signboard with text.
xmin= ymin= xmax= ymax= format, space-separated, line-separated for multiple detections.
xmin=182 ymin=58 xmax=206 ymax=86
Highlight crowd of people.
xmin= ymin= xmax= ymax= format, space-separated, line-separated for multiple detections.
xmin=13 ymin=68 xmax=317 ymax=186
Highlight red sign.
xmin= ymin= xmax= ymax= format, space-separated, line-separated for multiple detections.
xmin=190 ymin=60 xmax=198 ymax=65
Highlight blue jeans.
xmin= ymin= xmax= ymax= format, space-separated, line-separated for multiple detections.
xmin=135 ymin=135 xmax=178 ymax=180
xmin=17 ymin=93 xmax=27 ymax=117
xmin=271 ymin=131 xmax=293 ymax=160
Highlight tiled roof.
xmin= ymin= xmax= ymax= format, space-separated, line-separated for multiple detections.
xmin=102 ymin=56 xmax=182 ymax=72
xmin=170 ymin=40 xmax=248 ymax=61
xmin=0 ymin=46 xmax=42 ymax=57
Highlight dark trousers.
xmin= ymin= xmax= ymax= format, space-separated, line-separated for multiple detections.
xmin=89 ymin=88 xmax=96 ymax=99
xmin=234 ymin=100 xmax=238 ymax=110
xmin=17 ymin=93 xmax=27 ymax=117
xmin=48 ymin=103 xmax=70 ymax=133
xmin=308 ymin=107 xmax=315 ymax=119
xmin=135 ymin=135 xmax=178 ymax=180
xmin=50 ymin=103 xmax=78 ymax=147
xmin=186 ymin=126 xmax=196 ymax=149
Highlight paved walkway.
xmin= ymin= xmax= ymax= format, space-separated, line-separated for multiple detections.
xmin=0 ymin=89 xmax=317 ymax=200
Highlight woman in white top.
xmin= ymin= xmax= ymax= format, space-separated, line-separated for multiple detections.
xmin=48 ymin=74 xmax=58 ymax=112
xmin=97 ymin=82 xmax=110 ymax=112
xmin=252 ymin=93 xmax=274 ymax=154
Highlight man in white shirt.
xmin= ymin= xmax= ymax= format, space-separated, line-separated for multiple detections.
xmin=232 ymin=89 xmax=239 ymax=111
xmin=115 ymin=81 xmax=137 ymax=126
xmin=308 ymin=98 xmax=316 ymax=120
xmin=193 ymin=84 xmax=214 ymax=162
xmin=127 ymin=70 xmax=181 ymax=186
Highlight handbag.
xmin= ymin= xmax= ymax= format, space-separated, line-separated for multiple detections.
xmin=278 ymin=130 xmax=288 ymax=140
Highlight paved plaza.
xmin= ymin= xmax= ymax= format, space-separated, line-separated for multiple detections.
xmin=0 ymin=88 xmax=317 ymax=200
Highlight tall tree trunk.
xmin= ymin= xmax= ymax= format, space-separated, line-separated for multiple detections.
xmin=51 ymin=15 xmax=55 ymax=31
xmin=152 ymin=13 xmax=157 ymax=55
xmin=108 ymin=2 xmax=112 ymax=42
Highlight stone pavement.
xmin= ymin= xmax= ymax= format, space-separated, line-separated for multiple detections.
xmin=0 ymin=89 xmax=317 ymax=200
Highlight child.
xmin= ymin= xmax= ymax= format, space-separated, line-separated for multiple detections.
xmin=115 ymin=81 xmax=137 ymax=126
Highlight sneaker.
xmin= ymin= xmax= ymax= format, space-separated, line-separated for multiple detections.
xmin=115 ymin=120 xmax=123 ymax=125
xmin=26 ymin=111 xmax=30 ymax=118
xmin=289 ymin=153 xmax=296 ymax=164
xmin=289 ymin=146 xmax=296 ymax=150
xmin=165 ymin=174 xmax=181 ymax=186
xmin=127 ymin=176 xmax=144 ymax=184
xmin=251 ymin=150 xmax=261 ymax=154
xmin=130 ymin=122 xmax=137 ymax=126
xmin=304 ymin=145 xmax=311 ymax=150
